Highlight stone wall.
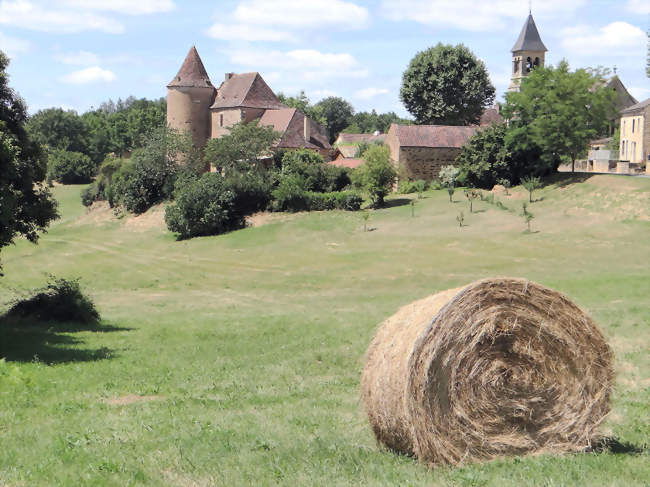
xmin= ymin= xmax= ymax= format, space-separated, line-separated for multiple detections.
xmin=398 ymin=147 xmax=462 ymax=181
xmin=211 ymin=108 xmax=244 ymax=139
xmin=167 ymin=86 xmax=215 ymax=148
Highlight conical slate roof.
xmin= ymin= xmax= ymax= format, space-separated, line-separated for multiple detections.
xmin=167 ymin=46 xmax=213 ymax=89
xmin=511 ymin=14 xmax=547 ymax=53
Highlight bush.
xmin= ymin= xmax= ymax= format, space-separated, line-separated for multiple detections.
xmin=307 ymin=191 xmax=363 ymax=211
xmin=351 ymin=144 xmax=396 ymax=207
xmin=281 ymin=149 xmax=350 ymax=193
xmin=81 ymin=183 xmax=100 ymax=207
xmin=271 ymin=174 xmax=311 ymax=212
xmin=5 ymin=277 xmax=99 ymax=323
xmin=399 ymin=179 xmax=428 ymax=194
xmin=165 ymin=173 xmax=243 ymax=239
xmin=271 ymin=175 xmax=362 ymax=212
xmin=47 ymin=150 xmax=96 ymax=184
xmin=225 ymin=171 xmax=273 ymax=217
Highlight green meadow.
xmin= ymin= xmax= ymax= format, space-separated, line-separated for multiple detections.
xmin=0 ymin=174 xmax=648 ymax=486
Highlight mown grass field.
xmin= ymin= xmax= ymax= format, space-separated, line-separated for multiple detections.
xmin=0 ymin=174 xmax=648 ymax=486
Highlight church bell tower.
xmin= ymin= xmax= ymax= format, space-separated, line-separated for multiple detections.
xmin=509 ymin=13 xmax=547 ymax=92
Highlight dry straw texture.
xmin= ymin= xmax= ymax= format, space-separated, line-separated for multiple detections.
xmin=360 ymin=278 xmax=613 ymax=466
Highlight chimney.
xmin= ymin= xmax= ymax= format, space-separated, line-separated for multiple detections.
xmin=225 ymin=73 xmax=234 ymax=81
xmin=303 ymin=116 xmax=310 ymax=142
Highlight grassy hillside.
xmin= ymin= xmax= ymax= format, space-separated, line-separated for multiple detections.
xmin=0 ymin=175 xmax=648 ymax=486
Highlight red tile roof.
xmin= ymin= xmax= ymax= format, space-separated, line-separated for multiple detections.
xmin=479 ymin=107 xmax=503 ymax=126
xmin=388 ymin=124 xmax=478 ymax=148
xmin=211 ymin=72 xmax=286 ymax=110
xmin=329 ymin=158 xmax=365 ymax=169
xmin=259 ymin=109 xmax=331 ymax=151
xmin=259 ymin=108 xmax=296 ymax=134
xmin=167 ymin=46 xmax=214 ymax=89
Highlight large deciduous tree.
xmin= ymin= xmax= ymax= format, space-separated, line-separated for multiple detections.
xmin=314 ymin=97 xmax=354 ymax=143
xmin=0 ymin=51 xmax=58 ymax=274
xmin=400 ymin=43 xmax=495 ymax=126
xmin=502 ymin=60 xmax=615 ymax=173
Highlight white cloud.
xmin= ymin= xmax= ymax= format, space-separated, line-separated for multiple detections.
xmin=60 ymin=66 xmax=116 ymax=84
xmin=380 ymin=0 xmax=585 ymax=31
xmin=626 ymin=0 xmax=650 ymax=14
xmin=0 ymin=0 xmax=124 ymax=33
xmin=206 ymin=0 xmax=368 ymax=43
xmin=355 ymin=87 xmax=390 ymax=99
xmin=232 ymin=0 xmax=368 ymax=29
xmin=560 ymin=22 xmax=646 ymax=56
xmin=207 ymin=23 xmax=296 ymax=42
xmin=0 ymin=30 xmax=30 ymax=57
xmin=228 ymin=48 xmax=369 ymax=80
xmin=312 ymin=89 xmax=338 ymax=99
xmin=55 ymin=50 xmax=101 ymax=65
xmin=62 ymin=0 xmax=175 ymax=15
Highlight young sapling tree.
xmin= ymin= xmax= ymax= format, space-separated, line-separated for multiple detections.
xmin=521 ymin=202 xmax=534 ymax=232
xmin=521 ymin=176 xmax=542 ymax=203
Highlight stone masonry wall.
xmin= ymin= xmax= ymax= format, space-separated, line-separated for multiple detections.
xmin=399 ymin=147 xmax=462 ymax=181
xmin=211 ymin=108 xmax=243 ymax=139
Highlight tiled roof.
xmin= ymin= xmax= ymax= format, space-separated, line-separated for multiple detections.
xmin=512 ymin=14 xmax=547 ymax=53
xmin=336 ymin=145 xmax=358 ymax=158
xmin=335 ymin=133 xmax=387 ymax=145
xmin=259 ymin=108 xmax=296 ymax=134
xmin=211 ymin=72 xmax=286 ymax=110
xmin=329 ymin=158 xmax=365 ymax=169
xmin=621 ymin=97 xmax=650 ymax=115
xmin=167 ymin=46 xmax=214 ymax=89
xmin=388 ymin=124 xmax=478 ymax=148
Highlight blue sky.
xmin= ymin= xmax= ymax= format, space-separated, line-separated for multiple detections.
xmin=1 ymin=0 xmax=648 ymax=117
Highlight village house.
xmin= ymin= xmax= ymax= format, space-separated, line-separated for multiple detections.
xmin=619 ymin=98 xmax=650 ymax=173
xmin=166 ymin=47 xmax=331 ymax=160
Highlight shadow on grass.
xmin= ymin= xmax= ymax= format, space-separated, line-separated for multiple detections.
xmin=382 ymin=198 xmax=412 ymax=209
xmin=0 ymin=318 xmax=130 ymax=364
xmin=546 ymin=173 xmax=594 ymax=188
xmin=588 ymin=437 xmax=647 ymax=455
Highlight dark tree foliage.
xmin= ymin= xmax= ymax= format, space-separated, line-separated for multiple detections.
xmin=456 ymin=123 xmax=542 ymax=189
xmin=165 ymin=173 xmax=243 ymax=239
xmin=280 ymin=149 xmax=350 ymax=193
xmin=400 ymin=43 xmax=495 ymax=126
xmin=26 ymin=108 xmax=88 ymax=154
xmin=0 ymin=51 xmax=58 ymax=273
xmin=203 ymin=121 xmax=280 ymax=175
xmin=48 ymin=150 xmax=96 ymax=184
xmin=314 ymin=97 xmax=355 ymax=143
xmin=343 ymin=110 xmax=412 ymax=134
xmin=502 ymin=60 xmax=615 ymax=172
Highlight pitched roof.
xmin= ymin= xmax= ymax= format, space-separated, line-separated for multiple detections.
xmin=329 ymin=158 xmax=365 ymax=169
xmin=336 ymin=145 xmax=358 ymax=158
xmin=335 ymin=133 xmax=387 ymax=145
xmin=388 ymin=124 xmax=478 ymax=148
xmin=512 ymin=14 xmax=547 ymax=53
xmin=621 ymin=98 xmax=650 ymax=116
xmin=211 ymin=72 xmax=286 ymax=110
xmin=167 ymin=46 xmax=214 ymax=89
xmin=259 ymin=108 xmax=331 ymax=151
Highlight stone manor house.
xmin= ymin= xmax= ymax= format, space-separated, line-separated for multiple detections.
xmin=166 ymin=47 xmax=331 ymax=159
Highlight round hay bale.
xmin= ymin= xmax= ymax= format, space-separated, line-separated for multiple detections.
xmin=360 ymin=278 xmax=613 ymax=465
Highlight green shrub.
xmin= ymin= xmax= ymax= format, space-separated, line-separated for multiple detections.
xmin=47 ymin=150 xmax=96 ymax=184
xmin=351 ymin=145 xmax=396 ymax=207
xmin=271 ymin=174 xmax=311 ymax=212
xmin=5 ymin=277 xmax=99 ymax=323
xmin=81 ymin=183 xmax=100 ymax=207
xmin=165 ymin=173 xmax=243 ymax=239
xmin=225 ymin=171 xmax=273 ymax=217
xmin=281 ymin=149 xmax=350 ymax=193
xmin=307 ymin=191 xmax=363 ymax=211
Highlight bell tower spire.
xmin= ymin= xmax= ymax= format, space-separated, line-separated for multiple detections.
xmin=508 ymin=12 xmax=547 ymax=92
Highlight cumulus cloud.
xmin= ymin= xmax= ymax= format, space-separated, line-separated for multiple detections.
xmin=380 ymin=0 xmax=585 ymax=31
xmin=355 ymin=87 xmax=390 ymax=99
xmin=560 ymin=22 xmax=646 ymax=56
xmin=207 ymin=23 xmax=296 ymax=42
xmin=0 ymin=31 xmax=30 ymax=57
xmin=207 ymin=0 xmax=368 ymax=42
xmin=228 ymin=48 xmax=369 ymax=80
xmin=55 ymin=50 xmax=101 ymax=65
xmin=625 ymin=0 xmax=650 ymax=14
xmin=60 ymin=66 xmax=116 ymax=84
xmin=62 ymin=0 xmax=175 ymax=15
xmin=0 ymin=0 xmax=124 ymax=33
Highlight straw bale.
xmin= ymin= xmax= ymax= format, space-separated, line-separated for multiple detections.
xmin=360 ymin=278 xmax=613 ymax=465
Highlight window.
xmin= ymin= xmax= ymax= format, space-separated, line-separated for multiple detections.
xmin=632 ymin=119 xmax=635 ymax=133
xmin=526 ymin=57 xmax=533 ymax=72
xmin=632 ymin=142 xmax=636 ymax=161
xmin=220 ymin=114 xmax=224 ymax=127
xmin=622 ymin=120 xmax=626 ymax=136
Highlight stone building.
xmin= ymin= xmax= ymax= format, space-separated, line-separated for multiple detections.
xmin=167 ymin=46 xmax=330 ymax=158
xmin=509 ymin=13 xmax=547 ymax=92
xmin=619 ymin=98 xmax=650 ymax=171
xmin=386 ymin=124 xmax=478 ymax=181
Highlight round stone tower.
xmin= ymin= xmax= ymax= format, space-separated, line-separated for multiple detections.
xmin=509 ymin=13 xmax=547 ymax=92
xmin=167 ymin=46 xmax=216 ymax=148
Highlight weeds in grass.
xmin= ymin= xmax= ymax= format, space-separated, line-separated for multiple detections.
xmin=456 ymin=211 xmax=465 ymax=227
